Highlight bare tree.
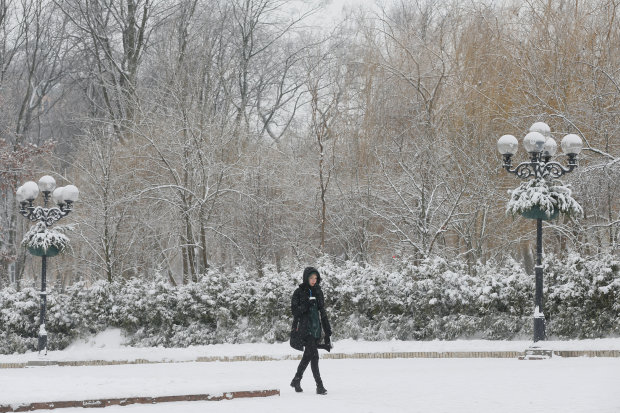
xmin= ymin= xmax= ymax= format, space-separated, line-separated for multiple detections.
xmin=225 ymin=0 xmax=318 ymax=144
xmin=56 ymin=0 xmax=165 ymax=144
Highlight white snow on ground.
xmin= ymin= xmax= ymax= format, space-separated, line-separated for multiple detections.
xmin=1 ymin=357 xmax=619 ymax=413
xmin=1 ymin=329 xmax=620 ymax=363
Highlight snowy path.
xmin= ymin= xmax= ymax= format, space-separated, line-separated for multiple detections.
xmin=2 ymin=357 xmax=619 ymax=413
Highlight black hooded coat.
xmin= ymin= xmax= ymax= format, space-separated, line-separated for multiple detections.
xmin=290 ymin=267 xmax=332 ymax=351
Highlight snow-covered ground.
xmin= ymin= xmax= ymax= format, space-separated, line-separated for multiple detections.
xmin=1 ymin=329 xmax=620 ymax=364
xmin=2 ymin=357 xmax=619 ymax=412
xmin=1 ymin=331 xmax=620 ymax=412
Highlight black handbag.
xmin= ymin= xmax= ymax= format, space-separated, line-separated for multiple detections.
xmin=289 ymin=317 xmax=304 ymax=351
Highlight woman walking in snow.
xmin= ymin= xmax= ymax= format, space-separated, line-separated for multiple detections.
xmin=290 ymin=266 xmax=332 ymax=395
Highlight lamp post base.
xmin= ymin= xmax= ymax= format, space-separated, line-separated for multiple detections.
xmin=534 ymin=316 xmax=546 ymax=342
xmin=38 ymin=335 xmax=47 ymax=355
xmin=38 ymin=323 xmax=48 ymax=355
xmin=519 ymin=346 xmax=553 ymax=360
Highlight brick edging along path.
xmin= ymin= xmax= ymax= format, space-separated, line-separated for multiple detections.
xmin=0 ymin=390 xmax=280 ymax=412
xmin=1 ymin=349 xmax=619 ymax=369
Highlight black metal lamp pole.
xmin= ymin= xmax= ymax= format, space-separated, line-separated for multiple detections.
xmin=39 ymin=254 xmax=48 ymax=352
xmin=534 ymin=217 xmax=543 ymax=341
xmin=498 ymin=124 xmax=582 ymax=343
xmin=17 ymin=177 xmax=77 ymax=354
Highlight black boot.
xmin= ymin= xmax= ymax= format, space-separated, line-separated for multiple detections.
xmin=317 ymin=343 xmax=331 ymax=352
xmin=316 ymin=382 xmax=327 ymax=395
xmin=290 ymin=376 xmax=303 ymax=393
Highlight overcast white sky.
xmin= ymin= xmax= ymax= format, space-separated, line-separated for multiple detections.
xmin=287 ymin=0 xmax=380 ymax=29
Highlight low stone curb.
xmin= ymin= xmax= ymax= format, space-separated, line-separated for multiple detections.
xmin=1 ymin=349 xmax=618 ymax=369
xmin=553 ymin=350 xmax=620 ymax=357
xmin=322 ymin=351 xmax=525 ymax=359
xmin=0 ymin=389 xmax=279 ymax=412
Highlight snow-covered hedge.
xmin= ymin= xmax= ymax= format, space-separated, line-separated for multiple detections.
xmin=0 ymin=254 xmax=618 ymax=353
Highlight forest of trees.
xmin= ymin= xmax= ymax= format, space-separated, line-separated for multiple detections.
xmin=1 ymin=0 xmax=619 ymax=288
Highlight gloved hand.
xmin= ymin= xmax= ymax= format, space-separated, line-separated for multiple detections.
xmin=324 ymin=335 xmax=332 ymax=349
xmin=318 ymin=335 xmax=332 ymax=352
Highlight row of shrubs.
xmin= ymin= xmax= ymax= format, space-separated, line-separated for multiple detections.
xmin=1 ymin=253 xmax=618 ymax=354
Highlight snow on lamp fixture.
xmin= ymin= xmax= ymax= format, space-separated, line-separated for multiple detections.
xmin=15 ymin=176 xmax=79 ymax=355
xmin=497 ymin=123 xmax=582 ymax=179
xmin=18 ymin=180 xmax=78 ymax=223
xmin=497 ymin=121 xmax=582 ymax=344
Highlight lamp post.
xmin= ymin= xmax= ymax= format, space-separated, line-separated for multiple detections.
xmin=497 ymin=122 xmax=583 ymax=343
xmin=16 ymin=176 xmax=79 ymax=354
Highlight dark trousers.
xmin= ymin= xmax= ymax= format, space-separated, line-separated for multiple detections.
xmin=295 ymin=336 xmax=322 ymax=384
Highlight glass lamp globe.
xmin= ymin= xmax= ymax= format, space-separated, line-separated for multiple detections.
xmin=52 ymin=187 xmax=66 ymax=205
xmin=497 ymin=135 xmax=518 ymax=155
xmin=16 ymin=186 xmax=26 ymax=203
xmin=22 ymin=181 xmax=39 ymax=201
xmin=543 ymin=137 xmax=557 ymax=157
xmin=523 ymin=132 xmax=546 ymax=153
xmin=38 ymin=175 xmax=56 ymax=193
xmin=529 ymin=122 xmax=551 ymax=137
xmin=62 ymin=185 xmax=79 ymax=203
xmin=561 ymin=134 xmax=583 ymax=155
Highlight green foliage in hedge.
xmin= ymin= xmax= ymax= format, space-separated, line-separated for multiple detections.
xmin=0 ymin=253 xmax=618 ymax=354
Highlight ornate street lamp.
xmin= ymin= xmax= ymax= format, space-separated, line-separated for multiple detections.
xmin=498 ymin=123 xmax=582 ymax=344
xmin=16 ymin=176 xmax=79 ymax=354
